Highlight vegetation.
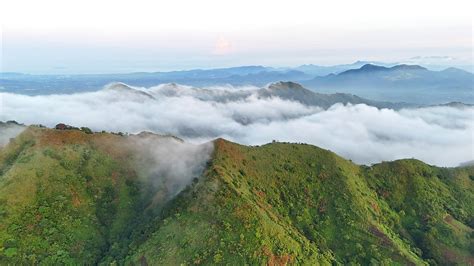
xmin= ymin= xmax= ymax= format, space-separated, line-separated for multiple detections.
xmin=0 ymin=128 xmax=472 ymax=265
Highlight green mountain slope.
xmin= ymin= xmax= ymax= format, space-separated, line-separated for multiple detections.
xmin=0 ymin=127 xmax=473 ymax=265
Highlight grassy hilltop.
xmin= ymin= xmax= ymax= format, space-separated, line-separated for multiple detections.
xmin=0 ymin=127 xmax=472 ymax=265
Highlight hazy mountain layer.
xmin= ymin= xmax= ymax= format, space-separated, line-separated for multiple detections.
xmin=303 ymin=64 xmax=474 ymax=104
xmin=1 ymin=63 xmax=472 ymax=104
xmin=0 ymin=127 xmax=472 ymax=264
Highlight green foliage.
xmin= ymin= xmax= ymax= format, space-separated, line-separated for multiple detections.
xmin=0 ymin=128 xmax=146 ymax=264
xmin=80 ymin=127 xmax=93 ymax=134
xmin=0 ymin=129 xmax=472 ymax=265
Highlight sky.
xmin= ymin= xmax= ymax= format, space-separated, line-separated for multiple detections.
xmin=0 ymin=0 xmax=473 ymax=74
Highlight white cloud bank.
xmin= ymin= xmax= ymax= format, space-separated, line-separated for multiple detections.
xmin=0 ymin=83 xmax=472 ymax=167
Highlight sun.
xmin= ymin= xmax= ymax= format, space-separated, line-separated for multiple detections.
xmin=213 ymin=36 xmax=233 ymax=55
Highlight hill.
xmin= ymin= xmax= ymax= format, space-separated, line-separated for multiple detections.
xmin=0 ymin=127 xmax=472 ymax=264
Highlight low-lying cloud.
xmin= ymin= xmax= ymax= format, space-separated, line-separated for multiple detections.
xmin=126 ymin=134 xmax=213 ymax=203
xmin=0 ymin=122 xmax=26 ymax=147
xmin=1 ymin=83 xmax=472 ymax=166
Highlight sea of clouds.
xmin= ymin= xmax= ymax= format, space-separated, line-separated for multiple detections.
xmin=0 ymin=83 xmax=472 ymax=167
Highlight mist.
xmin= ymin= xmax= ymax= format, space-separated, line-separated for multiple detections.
xmin=126 ymin=134 xmax=213 ymax=203
xmin=0 ymin=122 xmax=26 ymax=148
xmin=0 ymin=83 xmax=472 ymax=166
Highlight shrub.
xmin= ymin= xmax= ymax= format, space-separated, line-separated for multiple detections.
xmin=80 ymin=127 xmax=93 ymax=134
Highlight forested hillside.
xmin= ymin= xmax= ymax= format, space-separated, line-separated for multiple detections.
xmin=0 ymin=127 xmax=472 ymax=264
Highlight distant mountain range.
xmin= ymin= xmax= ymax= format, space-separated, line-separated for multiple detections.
xmin=304 ymin=64 xmax=472 ymax=90
xmin=0 ymin=62 xmax=396 ymax=94
xmin=301 ymin=64 xmax=473 ymax=104
xmin=1 ymin=62 xmax=472 ymax=104
xmin=291 ymin=60 xmax=397 ymax=76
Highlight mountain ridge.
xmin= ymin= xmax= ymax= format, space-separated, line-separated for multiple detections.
xmin=339 ymin=64 xmax=428 ymax=75
xmin=0 ymin=126 xmax=472 ymax=264
xmin=105 ymin=81 xmax=413 ymax=110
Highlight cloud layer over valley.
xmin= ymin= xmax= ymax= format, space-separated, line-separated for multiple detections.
xmin=1 ymin=83 xmax=472 ymax=166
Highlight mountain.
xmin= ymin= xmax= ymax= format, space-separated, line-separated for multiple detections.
xmin=293 ymin=61 xmax=398 ymax=76
xmin=0 ymin=62 xmax=408 ymax=95
xmin=0 ymin=62 xmax=386 ymax=91
xmin=0 ymin=66 xmax=298 ymax=95
xmin=152 ymin=65 xmax=271 ymax=78
xmin=430 ymin=101 xmax=474 ymax=108
xmin=303 ymin=64 xmax=474 ymax=104
xmin=137 ymin=81 xmax=411 ymax=110
xmin=1 ymin=63 xmax=472 ymax=104
xmin=259 ymin=81 xmax=409 ymax=109
xmin=0 ymin=126 xmax=473 ymax=264
xmin=308 ymin=63 xmax=471 ymax=85
xmin=337 ymin=64 xmax=427 ymax=75
xmin=104 ymin=82 xmax=155 ymax=100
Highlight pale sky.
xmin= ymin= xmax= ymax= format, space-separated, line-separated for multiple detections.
xmin=1 ymin=0 xmax=473 ymax=74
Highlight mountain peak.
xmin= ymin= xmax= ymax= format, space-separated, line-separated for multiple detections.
xmin=267 ymin=81 xmax=306 ymax=91
xmin=390 ymin=64 xmax=427 ymax=71
xmin=353 ymin=60 xmax=376 ymax=65
xmin=104 ymin=82 xmax=134 ymax=91
xmin=337 ymin=64 xmax=388 ymax=75
xmin=339 ymin=64 xmax=428 ymax=76
xmin=103 ymin=82 xmax=155 ymax=99
xmin=359 ymin=64 xmax=388 ymax=71
xmin=440 ymin=67 xmax=472 ymax=75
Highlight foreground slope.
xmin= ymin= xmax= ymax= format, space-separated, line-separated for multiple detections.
xmin=0 ymin=127 xmax=472 ymax=264
xmin=129 ymin=139 xmax=473 ymax=265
